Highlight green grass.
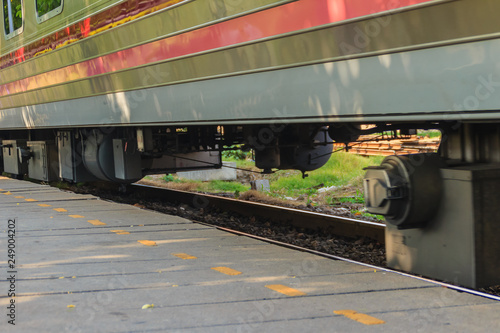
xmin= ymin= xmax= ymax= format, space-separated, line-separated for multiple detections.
xmin=205 ymin=180 xmax=249 ymax=193
xmin=268 ymin=153 xmax=384 ymax=197
xmin=352 ymin=210 xmax=385 ymax=221
xmin=161 ymin=174 xmax=184 ymax=183
xmin=337 ymin=194 xmax=365 ymax=204
xmin=151 ymin=152 xmax=383 ymax=199
xmin=223 ymin=152 xmax=385 ymax=198
xmin=147 ymin=152 xmax=384 ymax=219
xmin=221 ymin=148 xmax=251 ymax=161
xmin=162 ymin=174 xmax=175 ymax=182
xmin=220 ymin=156 xmax=255 ymax=169
xmin=417 ymin=130 xmax=441 ymax=138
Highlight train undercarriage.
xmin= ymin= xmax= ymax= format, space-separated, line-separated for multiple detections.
xmin=0 ymin=123 xmax=336 ymax=183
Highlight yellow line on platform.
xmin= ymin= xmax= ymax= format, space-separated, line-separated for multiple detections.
xmin=88 ymin=219 xmax=106 ymax=226
xmin=69 ymin=215 xmax=85 ymax=218
xmin=25 ymin=198 xmax=37 ymax=201
xmin=334 ymin=310 xmax=385 ymax=325
xmin=110 ymin=230 xmax=130 ymax=235
xmin=53 ymin=208 xmax=67 ymax=212
xmin=38 ymin=204 xmax=51 ymax=207
xmin=172 ymin=253 xmax=197 ymax=260
xmin=138 ymin=240 xmax=157 ymax=246
xmin=211 ymin=267 xmax=242 ymax=276
xmin=265 ymin=284 xmax=306 ymax=296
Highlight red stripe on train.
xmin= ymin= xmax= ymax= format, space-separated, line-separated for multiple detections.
xmin=1 ymin=0 xmax=433 ymax=98
xmin=0 ymin=0 xmax=181 ymax=69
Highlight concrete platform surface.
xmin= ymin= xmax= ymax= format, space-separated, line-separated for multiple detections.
xmin=0 ymin=177 xmax=499 ymax=332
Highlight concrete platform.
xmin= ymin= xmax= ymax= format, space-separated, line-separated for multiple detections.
xmin=0 ymin=177 xmax=499 ymax=332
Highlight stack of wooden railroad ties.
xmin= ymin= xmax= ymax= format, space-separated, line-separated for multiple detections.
xmin=333 ymin=135 xmax=440 ymax=156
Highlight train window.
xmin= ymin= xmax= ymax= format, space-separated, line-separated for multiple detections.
xmin=35 ymin=0 xmax=63 ymax=23
xmin=3 ymin=0 xmax=23 ymax=39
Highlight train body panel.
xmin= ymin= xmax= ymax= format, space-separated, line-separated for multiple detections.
xmin=4 ymin=0 xmax=500 ymax=129
xmin=2 ymin=36 xmax=500 ymax=130
xmin=0 ymin=0 xmax=498 ymax=186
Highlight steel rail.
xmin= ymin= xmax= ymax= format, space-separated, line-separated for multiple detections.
xmin=129 ymin=183 xmax=386 ymax=243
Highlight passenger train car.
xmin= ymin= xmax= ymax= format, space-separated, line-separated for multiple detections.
xmin=1 ymin=0 xmax=500 ymax=241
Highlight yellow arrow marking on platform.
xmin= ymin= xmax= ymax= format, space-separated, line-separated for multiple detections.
xmin=265 ymin=284 xmax=306 ymax=296
xmin=110 ymin=230 xmax=130 ymax=235
xmin=53 ymin=208 xmax=67 ymax=212
xmin=334 ymin=310 xmax=385 ymax=325
xmin=15 ymin=196 xmax=24 ymax=199
xmin=69 ymin=215 xmax=85 ymax=218
xmin=172 ymin=253 xmax=197 ymax=260
xmin=211 ymin=267 xmax=242 ymax=276
xmin=138 ymin=240 xmax=157 ymax=246
xmin=25 ymin=198 xmax=37 ymax=201
xmin=88 ymin=219 xmax=106 ymax=226
xmin=38 ymin=204 xmax=51 ymax=207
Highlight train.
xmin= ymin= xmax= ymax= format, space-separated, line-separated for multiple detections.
xmin=1 ymin=0 xmax=500 ymax=270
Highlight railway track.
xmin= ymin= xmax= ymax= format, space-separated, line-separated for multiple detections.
xmin=127 ymin=184 xmax=385 ymax=243
xmin=65 ymin=181 xmax=387 ymax=266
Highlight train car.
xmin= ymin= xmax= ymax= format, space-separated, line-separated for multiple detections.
xmin=1 ymin=0 xmax=500 ymax=285
xmin=1 ymin=0 xmax=499 ymax=180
